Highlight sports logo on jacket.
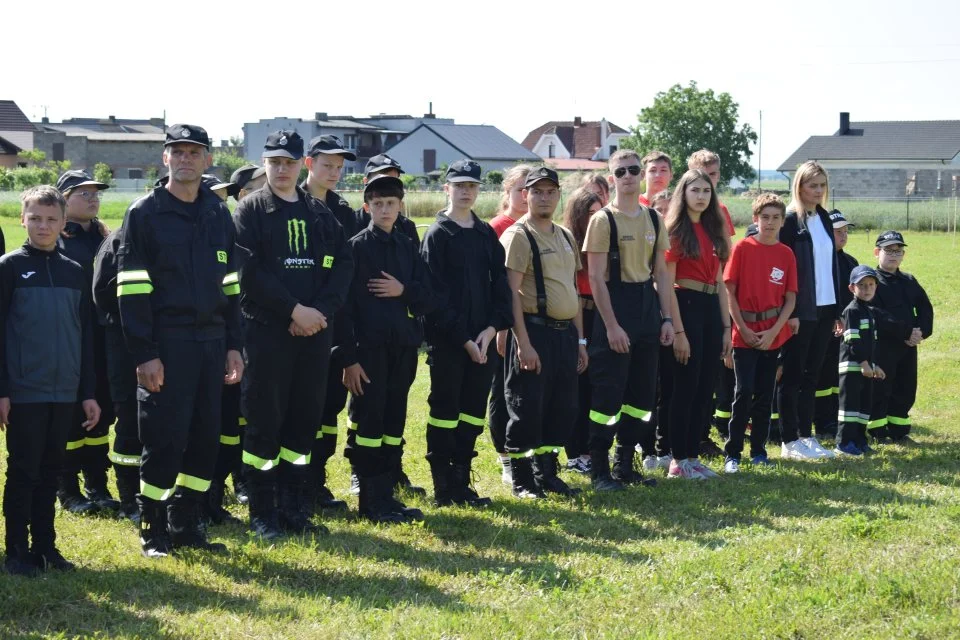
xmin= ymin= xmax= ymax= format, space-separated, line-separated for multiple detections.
xmin=285 ymin=218 xmax=314 ymax=269
xmin=769 ymin=267 xmax=785 ymax=285
xmin=21 ymin=271 xmax=35 ymax=279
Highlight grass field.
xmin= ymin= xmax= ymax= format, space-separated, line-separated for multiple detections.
xmin=1 ymin=217 xmax=959 ymax=638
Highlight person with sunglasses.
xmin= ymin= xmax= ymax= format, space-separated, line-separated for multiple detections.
xmin=582 ymin=150 xmax=674 ymax=491
xmin=867 ymin=231 xmax=933 ymax=445
xmin=54 ymin=171 xmax=119 ymax=517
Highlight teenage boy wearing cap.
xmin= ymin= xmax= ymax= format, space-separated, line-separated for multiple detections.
xmin=53 ymin=171 xmax=118 ymax=517
xmin=336 ymin=175 xmax=439 ymax=523
xmin=117 ymin=124 xmax=244 ymax=557
xmin=232 ymin=164 xmax=267 ymax=201
xmin=813 ymin=211 xmax=860 ymax=439
xmin=300 ymin=134 xmax=362 ymax=511
xmin=233 ymin=130 xmax=353 ymax=540
xmin=357 ymin=154 xmax=420 ymax=248
xmin=867 ymin=231 xmax=933 ymax=445
xmin=834 ymin=265 xmax=885 ymax=456
xmin=500 ymin=167 xmax=587 ymax=498
xmin=420 ymin=159 xmax=512 ymax=507
xmin=583 ymin=150 xmax=674 ymax=491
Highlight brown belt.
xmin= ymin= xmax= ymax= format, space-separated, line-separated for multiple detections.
xmin=741 ymin=306 xmax=783 ymax=322
xmin=675 ymin=278 xmax=719 ymax=295
xmin=580 ymin=297 xmax=595 ymax=311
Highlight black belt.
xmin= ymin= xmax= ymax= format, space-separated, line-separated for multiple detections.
xmin=742 ymin=306 xmax=782 ymax=322
xmin=524 ymin=314 xmax=572 ymax=330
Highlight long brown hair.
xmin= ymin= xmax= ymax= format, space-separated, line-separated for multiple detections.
xmin=563 ymin=188 xmax=602 ymax=258
xmin=665 ymin=169 xmax=730 ymax=262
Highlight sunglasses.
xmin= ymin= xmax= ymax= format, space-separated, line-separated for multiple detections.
xmin=614 ymin=165 xmax=642 ymax=179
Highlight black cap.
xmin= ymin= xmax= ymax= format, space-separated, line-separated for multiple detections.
xmin=829 ymin=209 xmax=855 ymax=229
xmin=307 ymin=135 xmax=357 ymax=161
xmin=524 ymin=166 xmax=560 ymax=189
xmin=200 ymin=174 xmax=239 ymax=198
xmin=876 ymin=230 xmax=907 ymax=248
xmin=55 ymin=170 xmax=108 ymax=194
xmin=263 ymin=130 xmax=304 ymax=160
xmin=850 ymin=265 xmax=879 ymax=285
xmin=446 ymin=159 xmax=482 ymax=183
xmin=363 ymin=174 xmax=404 ymax=196
xmin=165 ymin=124 xmax=210 ymax=149
xmin=230 ymin=164 xmax=266 ymax=189
xmin=364 ymin=154 xmax=404 ymax=176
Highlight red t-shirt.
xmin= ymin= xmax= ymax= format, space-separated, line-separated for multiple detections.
xmin=666 ymin=222 xmax=721 ymax=287
xmin=576 ymin=268 xmax=591 ymax=296
xmin=718 ymin=201 xmax=735 ymax=237
xmin=490 ymin=213 xmax=516 ymax=238
xmin=723 ymin=236 xmax=798 ymax=350
xmin=638 ymin=195 xmax=651 ymax=207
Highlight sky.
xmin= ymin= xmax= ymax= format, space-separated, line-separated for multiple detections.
xmin=6 ymin=0 xmax=960 ymax=176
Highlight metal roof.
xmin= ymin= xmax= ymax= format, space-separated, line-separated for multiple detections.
xmin=415 ymin=124 xmax=540 ymax=160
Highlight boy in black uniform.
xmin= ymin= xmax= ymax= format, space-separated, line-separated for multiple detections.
xmin=835 ymin=266 xmax=884 ymax=456
xmin=357 ymin=154 xmax=421 ymax=247
xmin=813 ymin=211 xmax=859 ymax=438
xmin=500 ymin=167 xmax=587 ymax=498
xmin=54 ymin=170 xmax=118 ymax=516
xmin=301 ymin=134 xmax=359 ymax=511
xmin=868 ymin=231 xmax=934 ymax=444
xmin=234 ymin=130 xmax=353 ymax=540
xmin=118 ymin=124 xmax=244 ymax=557
xmin=421 ymin=159 xmax=512 ymax=507
xmin=337 ymin=175 xmax=438 ymax=522
xmin=1 ymin=186 xmax=100 ymax=576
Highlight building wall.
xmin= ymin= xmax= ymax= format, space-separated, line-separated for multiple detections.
xmin=385 ymin=128 xmax=465 ymax=175
xmin=243 ymin=119 xmax=373 ymax=172
xmin=788 ymin=163 xmax=960 ymax=198
xmin=32 ymin=131 xmax=163 ymax=176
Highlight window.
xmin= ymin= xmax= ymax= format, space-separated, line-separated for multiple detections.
xmin=128 ymin=168 xmax=143 ymax=179
xmin=423 ymin=149 xmax=436 ymax=172
xmin=609 ymin=145 xmax=617 ymax=156
xmin=548 ymin=144 xmax=555 ymax=158
xmin=52 ymin=143 xmax=64 ymax=162
xmin=343 ymin=134 xmax=358 ymax=149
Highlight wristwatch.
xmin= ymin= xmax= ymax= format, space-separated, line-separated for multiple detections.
xmin=661 ymin=317 xmax=673 ymax=325
xmin=578 ymin=338 xmax=588 ymax=346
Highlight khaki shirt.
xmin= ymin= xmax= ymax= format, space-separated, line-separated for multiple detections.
xmin=501 ymin=215 xmax=581 ymax=321
xmin=583 ymin=204 xmax=669 ymax=283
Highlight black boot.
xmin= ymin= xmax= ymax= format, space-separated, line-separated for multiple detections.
xmin=534 ymin=453 xmax=581 ymax=496
xmin=510 ymin=457 xmax=543 ymax=499
xmin=204 ymin=479 xmax=242 ymax=526
xmin=311 ymin=463 xmax=348 ymax=511
xmin=247 ymin=471 xmax=284 ymax=541
xmin=429 ymin=460 xmax=454 ymax=507
xmin=378 ymin=474 xmax=424 ymax=522
xmin=612 ymin=444 xmax=656 ymax=487
xmin=167 ymin=491 xmax=227 ymax=553
xmin=137 ymin=495 xmax=172 ymax=558
xmin=4 ymin=509 xmax=38 ymax=576
xmin=450 ymin=459 xmax=492 ymax=507
xmin=590 ymin=449 xmax=625 ymax=492
xmin=393 ymin=448 xmax=426 ymax=497
xmin=358 ymin=475 xmax=407 ymax=524
xmin=4 ymin=545 xmax=40 ymax=577
xmin=57 ymin=474 xmax=99 ymax=515
xmin=278 ymin=474 xmax=329 ymax=536
xmin=114 ymin=466 xmax=141 ymax=524
xmin=31 ymin=547 xmax=75 ymax=572
xmin=232 ymin=472 xmax=249 ymax=505
xmin=83 ymin=466 xmax=120 ymax=512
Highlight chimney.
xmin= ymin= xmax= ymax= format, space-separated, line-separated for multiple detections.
xmin=41 ymin=116 xmax=49 ymax=124
xmin=315 ymin=112 xmax=328 ymax=121
xmin=574 ymin=116 xmax=582 ymax=127
xmin=839 ymin=112 xmax=850 ymax=136
xmin=108 ymin=115 xmax=116 ymax=123
xmin=424 ymin=101 xmax=435 ymax=119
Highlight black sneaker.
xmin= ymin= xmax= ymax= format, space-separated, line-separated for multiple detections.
xmin=32 ymin=547 xmax=76 ymax=572
xmin=58 ymin=492 xmax=100 ymax=515
xmin=395 ymin=469 xmax=427 ymax=497
xmin=314 ymin=485 xmax=348 ymax=511
xmin=84 ymin=486 xmax=121 ymax=512
xmin=4 ymin=549 xmax=40 ymax=577
xmin=591 ymin=476 xmax=625 ymax=492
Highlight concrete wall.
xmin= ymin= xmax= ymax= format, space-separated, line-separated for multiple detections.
xmin=788 ymin=165 xmax=960 ymax=198
xmin=32 ymin=131 xmax=163 ymax=177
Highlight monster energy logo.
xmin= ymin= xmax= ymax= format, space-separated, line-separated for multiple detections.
xmin=288 ymin=219 xmax=308 ymax=255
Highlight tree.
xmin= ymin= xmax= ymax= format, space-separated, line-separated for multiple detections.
xmin=213 ymin=150 xmax=247 ymax=179
xmin=485 ymin=170 xmax=504 ymax=186
xmin=93 ymin=162 xmax=113 ymax=186
xmin=17 ymin=149 xmax=46 ymax=166
xmin=620 ymin=81 xmax=757 ymax=186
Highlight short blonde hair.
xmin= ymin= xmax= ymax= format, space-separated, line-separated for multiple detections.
xmin=687 ymin=149 xmax=720 ymax=170
xmin=20 ymin=185 xmax=66 ymax=215
xmin=751 ymin=192 xmax=786 ymax=217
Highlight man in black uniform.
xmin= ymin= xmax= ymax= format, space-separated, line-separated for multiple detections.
xmin=420 ymin=160 xmax=513 ymax=507
xmin=234 ymin=130 xmax=353 ymax=540
xmin=117 ymin=124 xmax=244 ymax=557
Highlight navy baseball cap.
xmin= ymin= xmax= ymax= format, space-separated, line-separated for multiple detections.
xmin=307 ymin=135 xmax=358 ymax=161
xmin=230 ymin=164 xmax=266 ymax=189
xmin=850 ymin=265 xmax=879 ymax=284
xmin=165 ymin=124 xmax=210 ymax=149
xmin=56 ymin=170 xmax=108 ymax=194
xmin=363 ymin=174 xmax=404 ymax=196
xmin=446 ymin=159 xmax=482 ymax=183
xmin=876 ymin=230 xmax=907 ymax=248
xmin=365 ymin=154 xmax=403 ymax=176
xmin=829 ymin=209 xmax=855 ymax=229
xmin=524 ymin=166 xmax=560 ymax=189
xmin=263 ymin=130 xmax=304 ymax=160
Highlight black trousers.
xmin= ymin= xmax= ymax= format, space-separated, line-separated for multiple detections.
xmin=838 ymin=372 xmax=871 ymax=447
xmin=869 ymin=342 xmax=917 ymax=440
xmin=138 ymin=337 xmax=225 ymax=502
xmin=566 ymin=303 xmax=594 ymax=460
xmin=425 ymin=343 xmax=493 ymax=465
xmin=312 ymin=359 xmax=347 ymax=478
xmin=668 ymin=290 xmax=723 ymax=461
xmin=105 ymin=326 xmax=140 ymax=467
xmin=588 ymin=281 xmax=660 ymax=454
xmin=215 ymin=381 xmax=242 ymax=483
xmin=343 ymin=345 xmax=418 ymax=477
xmin=653 ymin=345 xmax=674 ymax=457
xmin=778 ymin=306 xmax=836 ymax=443
xmin=487 ymin=349 xmax=508 ymax=455
xmin=713 ymin=361 xmax=736 ymax=440
xmin=814 ymin=335 xmax=841 ymax=436
xmin=504 ymin=319 xmax=579 ymax=456
xmin=242 ymin=322 xmax=331 ymax=483
xmin=3 ymin=403 xmax=75 ymax=552
xmin=725 ymin=347 xmax=779 ymax=461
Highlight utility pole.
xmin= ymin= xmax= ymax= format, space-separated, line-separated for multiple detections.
xmin=758 ymin=110 xmax=762 ymax=191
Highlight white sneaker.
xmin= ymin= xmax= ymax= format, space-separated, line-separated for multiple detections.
xmin=642 ymin=455 xmax=658 ymax=472
xmin=500 ymin=457 xmax=512 ymax=485
xmin=690 ymin=458 xmax=719 ymax=478
xmin=801 ymin=436 xmax=836 ymax=459
xmin=724 ymin=459 xmax=740 ymax=474
xmin=682 ymin=459 xmax=708 ymax=480
xmin=781 ymin=439 xmax=818 ymax=461
xmin=657 ymin=455 xmax=673 ymax=470
xmin=635 ymin=443 xmax=644 ymax=454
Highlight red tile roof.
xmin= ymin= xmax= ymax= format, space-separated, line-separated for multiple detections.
xmin=521 ymin=120 xmax=627 ymax=159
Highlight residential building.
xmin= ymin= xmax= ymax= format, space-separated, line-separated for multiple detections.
xmin=0 ymin=100 xmax=36 ymax=168
xmin=521 ymin=117 xmax=629 ymax=171
xmin=385 ymin=123 xmax=540 ymax=176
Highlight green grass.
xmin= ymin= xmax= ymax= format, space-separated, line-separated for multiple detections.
xmin=1 ymin=222 xmax=959 ymax=638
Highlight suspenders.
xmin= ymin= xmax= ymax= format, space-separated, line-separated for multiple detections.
xmin=601 ymin=206 xmax=659 ymax=286
xmin=520 ymin=224 xmax=575 ymax=320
